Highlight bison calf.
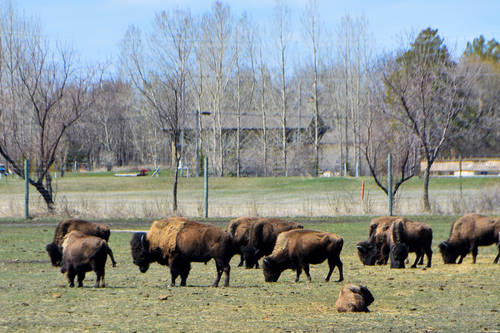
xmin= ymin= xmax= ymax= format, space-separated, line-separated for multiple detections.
xmin=262 ymin=229 xmax=343 ymax=283
xmin=439 ymin=213 xmax=500 ymax=264
xmin=60 ymin=231 xmax=115 ymax=288
xmin=130 ymin=217 xmax=234 ymax=287
xmin=336 ymin=284 xmax=374 ymax=312
xmin=46 ymin=218 xmax=116 ymax=267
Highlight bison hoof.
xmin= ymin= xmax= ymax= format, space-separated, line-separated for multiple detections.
xmin=69 ymin=283 xmax=74 ymax=288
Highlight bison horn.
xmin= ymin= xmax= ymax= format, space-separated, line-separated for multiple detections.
xmin=140 ymin=234 xmax=146 ymax=247
xmin=263 ymin=257 xmax=269 ymax=266
xmin=439 ymin=242 xmax=448 ymax=249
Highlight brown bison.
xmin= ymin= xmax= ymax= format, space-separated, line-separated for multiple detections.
xmin=46 ymin=218 xmax=116 ymax=267
xmin=357 ymin=216 xmax=398 ymax=265
xmin=243 ymin=218 xmax=303 ymax=269
xmin=439 ymin=213 xmax=500 ymax=264
xmin=227 ymin=216 xmax=259 ymax=268
xmin=335 ymin=284 xmax=374 ymax=312
xmin=262 ymin=229 xmax=343 ymax=283
xmin=387 ymin=220 xmax=410 ymax=268
xmin=60 ymin=231 xmax=115 ymax=288
xmin=130 ymin=217 xmax=234 ymax=287
xmin=357 ymin=217 xmax=433 ymax=268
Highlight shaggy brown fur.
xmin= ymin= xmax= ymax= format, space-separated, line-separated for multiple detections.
xmin=243 ymin=218 xmax=303 ymax=268
xmin=358 ymin=216 xmax=432 ymax=268
xmin=46 ymin=219 xmax=116 ymax=267
xmin=336 ymin=284 xmax=374 ymax=312
xmin=439 ymin=213 xmax=500 ymax=264
xmin=262 ymin=229 xmax=343 ymax=283
xmin=60 ymin=231 xmax=115 ymax=288
xmin=227 ymin=217 xmax=260 ymax=267
xmin=131 ymin=217 xmax=234 ymax=287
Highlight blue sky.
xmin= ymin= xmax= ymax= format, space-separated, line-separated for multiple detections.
xmin=17 ymin=0 xmax=500 ymax=65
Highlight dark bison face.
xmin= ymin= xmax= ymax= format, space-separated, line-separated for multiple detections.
xmin=389 ymin=243 xmax=409 ymax=268
xmin=130 ymin=232 xmax=151 ymax=273
xmin=46 ymin=243 xmax=62 ymax=266
xmin=356 ymin=241 xmax=378 ymax=266
xmin=262 ymin=257 xmax=281 ymax=282
xmin=439 ymin=241 xmax=459 ymax=264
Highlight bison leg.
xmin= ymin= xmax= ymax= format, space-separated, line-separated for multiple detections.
xmin=411 ymin=252 xmax=422 ymax=268
xmin=77 ymin=271 xmax=85 ymax=288
xmin=327 ymin=256 xmax=343 ymax=282
xmin=238 ymin=255 xmax=244 ymax=267
xmin=494 ymin=241 xmax=500 ymax=264
xmin=425 ymin=247 xmax=433 ymax=267
xmin=179 ymin=262 xmax=191 ymax=287
xmin=457 ymin=254 xmax=465 ymax=264
xmin=66 ymin=267 xmax=76 ymax=288
xmin=295 ymin=267 xmax=302 ymax=283
xmin=95 ymin=269 xmax=105 ymax=288
xmin=303 ymin=264 xmax=312 ymax=282
xmin=471 ymin=245 xmax=478 ymax=264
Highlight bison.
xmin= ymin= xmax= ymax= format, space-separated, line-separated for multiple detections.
xmin=130 ymin=217 xmax=234 ymax=287
xmin=439 ymin=213 xmax=500 ymax=264
xmin=262 ymin=229 xmax=343 ymax=283
xmin=357 ymin=216 xmax=398 ymax=265
xmin=227 ymin=216 xmax=259 ymax=268
xmin=242 ymin=218 xmax=303 ymax=269
xmin=387 ymin=220 xmax=410 ymax=268
xmin=357 ymin=217 xmax=433 ymax=268
xmin=46 ymin=218 xmax=116 ymax=267
xmin=335 ymin=284 xmax=374 ymax=312
xmin=60 ymin=231 xmax=115 ymax=288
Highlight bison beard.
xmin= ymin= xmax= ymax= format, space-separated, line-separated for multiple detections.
xmin=130 ymin=218 xmax=234 ymax=287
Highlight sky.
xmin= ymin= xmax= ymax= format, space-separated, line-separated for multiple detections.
xmin=16 ymin=0 xmax=500 ymax=67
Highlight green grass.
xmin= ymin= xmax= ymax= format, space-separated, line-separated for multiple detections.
xmin=1 ymin=216 xmax=499 ymax=332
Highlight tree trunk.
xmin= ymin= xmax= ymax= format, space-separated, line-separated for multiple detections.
xmin=33 ymin=181 xmax=55 ymax=212
xmin=423 ymin=164 xmax=431 ymax=212
xmin=172 ymin=144 xmax=180 ymax=214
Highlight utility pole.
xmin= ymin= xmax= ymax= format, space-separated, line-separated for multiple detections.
xmin=203 ymin=156 xmax=209 ymax=218
xmin=25 ymin=160 xmax=30 ymax=219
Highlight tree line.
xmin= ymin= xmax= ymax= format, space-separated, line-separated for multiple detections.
xmin=0 ymin=1 xmax=498 ymax=212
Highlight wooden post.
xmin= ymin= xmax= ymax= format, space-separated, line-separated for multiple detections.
xmin=388 ymin=154 xmax=393 ymax=216
xmin=25 ymin=159 xmax=29 ymax=219
xmin=204 ymin=156 xmax=208 ymax=218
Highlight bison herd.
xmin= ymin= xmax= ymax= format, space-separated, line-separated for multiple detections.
xmin=45 ymin=213 xmax=500 ymax=312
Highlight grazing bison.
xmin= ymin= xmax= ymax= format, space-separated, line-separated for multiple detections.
xmin=357 ymin=216 xmax=398 ymax=265
xmin=227 ymin=216 xmax=259 ymax=268
xmin=60 ymin=231 xmax=115 ymax=288
xmin=130 ymin=217 xmax=234 ymax=287
xmin=243 ymin=218 xmax=303 ymax=269
xmin=46 ymin=218 xmax=116 ymax=267
xmin=357 ymin=217 xmax=433 ymax=268
xmin=262 ymin=229 xmax=343 ymax=283
xmin=336 ymin=284 xmax=374 ymax=312
xmin=439 ymin=213 xmax=500 ymax=264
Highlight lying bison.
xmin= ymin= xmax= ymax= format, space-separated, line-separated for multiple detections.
xmin=439 ymin=213 xmax=500 ymax=264
xmin=60 ymin=231 xmax=115 ymax=288
xmin=336 ymin=284 xmax=374 ymax=312
xmin=357 ymin=217 xmax=432 ymax=268
xmin=130 ymin=217 xmax=234 ymax=287
xmin=262 ymin=229 xmax=343 ymax=283
xmin=242 ymin=218 xmax=303 ymax=269
xmin=227 ymin=216 xmax=259 ymax=268
xmin=46 ymin=218 xmax=116 ymax=267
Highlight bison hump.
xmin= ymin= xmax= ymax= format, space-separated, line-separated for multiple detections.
xmin=148 ymin=218 xmax=188 ymax=257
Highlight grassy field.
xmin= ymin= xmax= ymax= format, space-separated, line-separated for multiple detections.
xmin=1 ymin=216 xmax=499 ymax=332
xmin=0 ymin=172 xmax=499 ymax=218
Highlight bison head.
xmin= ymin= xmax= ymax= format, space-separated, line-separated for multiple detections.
xmin=262 ymin=257 xmax=282 ymax=282
xmin=356 ymin=241 xmax=378 ymax=266
xmin=130 ymin=232 xmax=151 ymax=273
xmin=439 ymin=241 xmax=459 ymax=264
xmin=389 ymin=243 xmax=409 ymax=268
xmin=46 ymin=242 xmax=62 ymax=266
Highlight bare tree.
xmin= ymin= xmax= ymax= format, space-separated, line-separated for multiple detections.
xmin=0 ymin=2 xmax=99 ymax=211
xmin=273 ymin=0 xmax=291 ymax=176
xmin=120 ymin=8 xmax=194 ymax=213
xmin=383 ymin=29 xmax=475 ymax=211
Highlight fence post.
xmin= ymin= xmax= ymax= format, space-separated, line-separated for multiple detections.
xmin=25 ymin=159 xmax=29 ymax=219
xmin=388 ymin=153 xmax=393 ymax=216
xmin=204 ymin=156 xmax=208 ymax=218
